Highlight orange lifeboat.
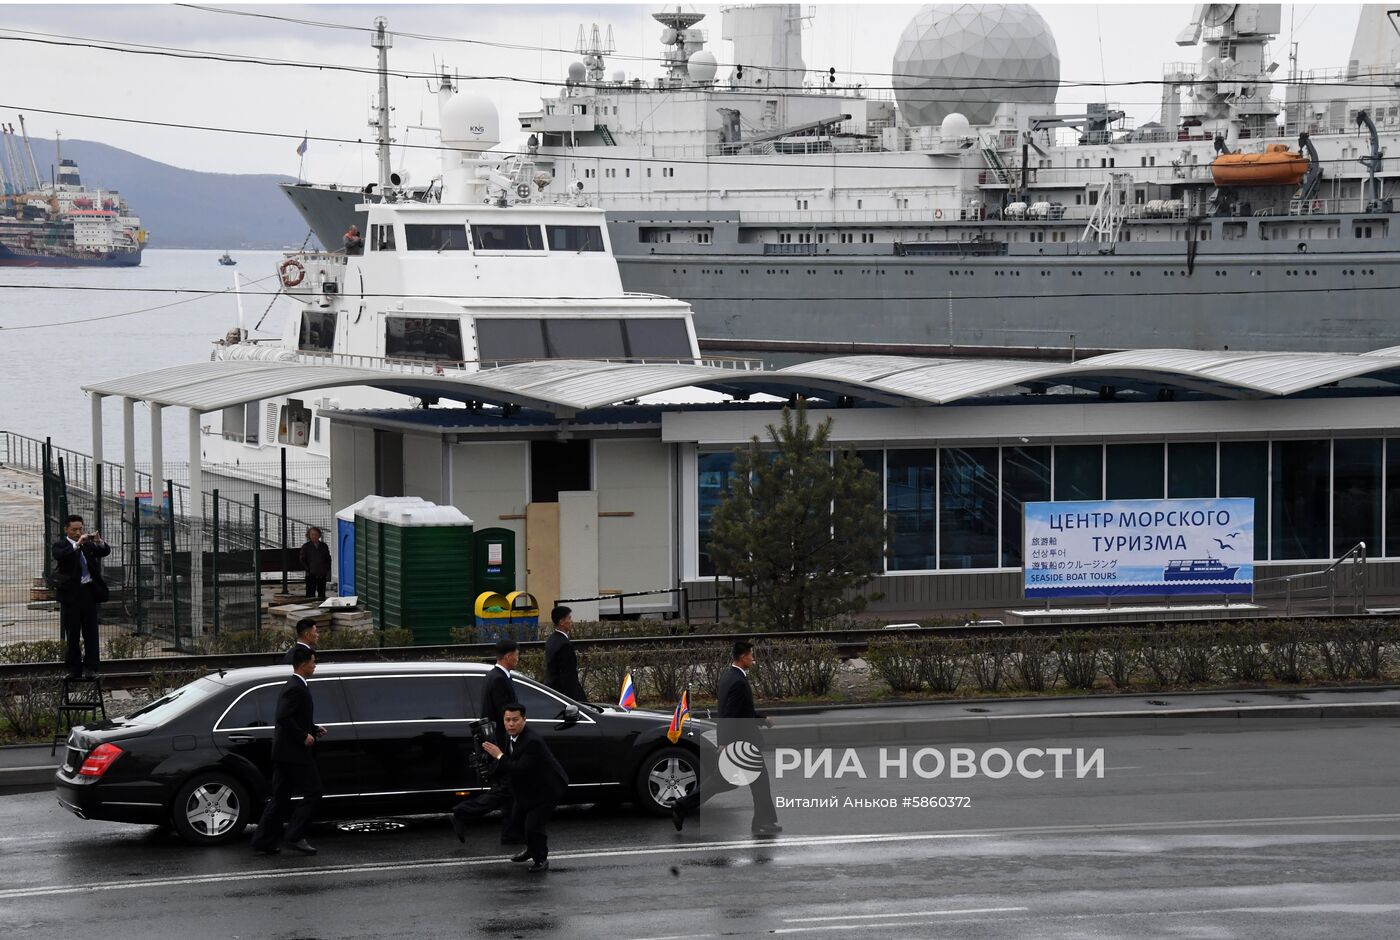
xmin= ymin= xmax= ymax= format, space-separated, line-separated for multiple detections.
xmin=1210 ymin=143 xmax=1309 ymax=187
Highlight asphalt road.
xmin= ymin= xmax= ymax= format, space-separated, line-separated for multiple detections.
xmin=4 ymin=719 xmax=1400 ymax=939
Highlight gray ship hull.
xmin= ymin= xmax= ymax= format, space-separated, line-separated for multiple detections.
xmin=282 ymin=182 xmax=1398 ymax=357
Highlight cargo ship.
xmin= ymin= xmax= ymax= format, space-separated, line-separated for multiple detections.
xmin=0 ymin=117 xmax=146 ymax=267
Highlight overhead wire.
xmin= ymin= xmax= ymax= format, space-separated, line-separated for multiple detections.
xmin=0 ymin=273 xmax=281 ymax=331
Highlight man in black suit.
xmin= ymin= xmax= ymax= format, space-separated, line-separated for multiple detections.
xmin=281 ymin=618 xmax=319 ymax=665
xmin=51 ymin=514 xmax=111 ymax=679
xmin=251 ymin=646 xmax=327 ymax=855
xmin=543 ymin=606 xmax=587 ymax=701
xmin=450 ymin=640 xmax=523 ymax=843
xmin=671 ymin=640 xmax=781 ymax=835
xmin=482 ymin=702 xmax=569 ymax=872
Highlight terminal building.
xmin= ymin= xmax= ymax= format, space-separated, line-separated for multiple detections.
xmin=296 ymin=348 xmax=1400 ymax=618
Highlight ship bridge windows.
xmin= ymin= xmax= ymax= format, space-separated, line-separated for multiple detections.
xmin=298 ymin=310 xmax=337 ymax=353
xmin=470 ymin=224 xmax=544 ymax=251
xmin=475 ymin=317 xmax=692 ymax=362
xmin=220 ymin=403 xmax=260 ymax=444
xmin=370 ymin=223 xmax=396 ymax=252
xmin=546 ymin=225 xmax=605 ymax=251
xmin=405 ymin=224 xmax=469 ymax=251
xmin=385 ymin=316 xmax=465 ymax=364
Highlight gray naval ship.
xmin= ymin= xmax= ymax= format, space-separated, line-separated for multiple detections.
xmin=283 ymin=4 xmax=1400 ymax=360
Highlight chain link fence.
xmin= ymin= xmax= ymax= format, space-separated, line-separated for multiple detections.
xmin=1 ymin=431 xmax=333 ymax=658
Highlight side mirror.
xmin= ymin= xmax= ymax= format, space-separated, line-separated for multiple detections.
xmin=559 ymin=705 xmax=581 ymax=726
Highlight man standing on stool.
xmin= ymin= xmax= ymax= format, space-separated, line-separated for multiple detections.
xmin=252 ymin=645 xmax=325 ymax=856
xmin=51 ymin=514 xmax=110 ymax=679
xmin=482 ymin=702 xmax=568 ymax=872
xmin=671 ymin=640 xmax=781 ymax=835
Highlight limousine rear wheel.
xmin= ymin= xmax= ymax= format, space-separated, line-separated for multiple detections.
xmin=636 ymin=746 xmax=699 ymax=815
xmin=171 ymin=771 xmax=252 ymax=846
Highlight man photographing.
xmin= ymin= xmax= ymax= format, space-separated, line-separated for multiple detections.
xmin=481 ymin=703 xmax=569 ymax=872
xmin=51 ymin=514 xmax=111 ymax=679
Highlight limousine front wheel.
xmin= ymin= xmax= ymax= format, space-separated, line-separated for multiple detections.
xmin=171 ymin=771 xmax=252 ymax=846
xmin=636 ymin=746 xmax=699 ymax=815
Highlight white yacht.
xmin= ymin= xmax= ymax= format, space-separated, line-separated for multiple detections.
xmin=202 ymin=92 xmax=701 ymax=486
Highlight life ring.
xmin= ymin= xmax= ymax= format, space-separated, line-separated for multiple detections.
xmin=278 ymin=258 xmax=306 ymax=288
xmin=515 ymin=182 xmax=531 ymax=199
xmin=934 ymin=208 xmax=943 ymax=220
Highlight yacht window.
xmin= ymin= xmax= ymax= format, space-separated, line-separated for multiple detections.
xmin=245 ymin=403 xmax=259 ymax=444
xmin=370 ymin=223 xmax=396 ymax=252
xmin=385 ymin=316 xmax=465 ymax=363
xmin=405 ymin=224 xmax=469 ymax=251
xmin=471 ymin=224 xmax=544 ymax=251
xmin=298 ymin=310 xmax=337 ymax=353
xmin=546 ymin=225 xmax=605 ymax=252
xmin=622 ymin=318 xmax=692 ymax=359
xmin=475 ymin=319 xmax=547 ymax=361
xmin=543 ymin=318 xmax=627 ymax=358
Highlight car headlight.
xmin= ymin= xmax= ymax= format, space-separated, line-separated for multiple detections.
xmin=700 ymin=729 xmax=718 ymax=748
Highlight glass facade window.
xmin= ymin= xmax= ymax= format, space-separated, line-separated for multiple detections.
xmin=546 ymin=225 xmax=605 ymax=252
xmin=470 ymin=224 xmax=544 ymax=251
xmin=1054 ymin=445 xmax=1102 ymax=501
xmin=1168 ymin=442 xmax=1217 ymax=498
xmin=852 ymin=450 xmax=886 ymax=572
xmin=1002 ymin=446 xmax=1051 ymax=567
xmin=887 ymin=450 xmax=937 ymax=570
xmin=697 ymin=452 xmax=738 ymax=577
xmin=1333 ymin=438 xmax=1381 ymax=556
xmin=1388 ymin=441 xmax=1400 ymax=558
xmin=1106 ymin=443 xmax=1164 ymax=499
xmin=1220 ymin=441 xmax=1268 ymax=560
xmin=939 ymin=448 xmax=999 ymax=568
xmin=405 ymin=224 xmax=469 ymax=251
xmin=384 ymin=317 xmax=464 ymax=363
xmin=1272 ymin=440 xmax=1330 ymax=559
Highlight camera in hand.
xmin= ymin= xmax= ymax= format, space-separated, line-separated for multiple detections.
xmin=467 ymin=718 xmax=497 ymax=778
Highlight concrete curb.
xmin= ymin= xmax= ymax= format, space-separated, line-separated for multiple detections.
xmin=5 ymin=694 xmax=1398 ymax=791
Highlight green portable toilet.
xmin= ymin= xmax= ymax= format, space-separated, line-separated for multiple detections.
xmin=375 ymin=501 xmax=475 ymax=645
xmin=354 ymin=497 xmax=430 ymax=630
xmin=473 ymin=527 xmax=517 ymax=597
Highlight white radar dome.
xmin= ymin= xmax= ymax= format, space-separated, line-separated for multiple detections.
xmin=612 ymin=69 xmax=626 ymax=83
xmin=567 ymin=61 xmax=587 ymax=83
xmin=440 ymin=92 xmax=500 ymax=153
xmin=660 ymin=27 xmax=678 ymax=45
xmin=687 ymin=50 xmax=718 ymax=83
xmin=940 ymin=111 xmax=971 ymax=139
xmin=892 ymin=4 xmax=1060 ymax=127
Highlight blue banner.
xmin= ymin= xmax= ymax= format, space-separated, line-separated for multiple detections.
xmin=1023 ymin=498 xmax=1255 ymax=598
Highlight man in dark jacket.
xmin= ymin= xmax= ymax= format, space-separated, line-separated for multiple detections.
xmin=451 ymin=640 xmax=523 ymax=844
xmin=282 ymin=618 xmax=319 ymax=665
xmin=671 ymin=640 xmax=780 ymax=835
xmin=482 ymin=702 xmax=569 ymax=872
xmin=251 ymin=646 xmax=326 ymax=855
xmin=543 ymin=606 xmax=587 ymax=701
xmin=299 ymin=526 xmax=332 ymax=600
xmin=51 ymin=514 xmax=111 ymax=679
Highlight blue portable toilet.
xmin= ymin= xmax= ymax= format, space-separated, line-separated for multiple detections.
xmin=336 ymin=496 xmax=380 ymax=596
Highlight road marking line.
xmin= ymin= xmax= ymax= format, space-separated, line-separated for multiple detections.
xmin=4 ymin=811 xmax=1400 ymax=901
xmin=784 ymin=907 xmax=1028 ymax=923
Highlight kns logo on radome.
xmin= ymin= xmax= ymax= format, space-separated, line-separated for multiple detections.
xmin=470 ymin=125 xmax=486 ymax=135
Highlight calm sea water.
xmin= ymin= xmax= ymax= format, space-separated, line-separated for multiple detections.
xmin=0 ymin=249 xmax=289 ymax=462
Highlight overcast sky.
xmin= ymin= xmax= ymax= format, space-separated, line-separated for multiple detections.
xmin=0 ymin=2 xmax=1371 ymax=183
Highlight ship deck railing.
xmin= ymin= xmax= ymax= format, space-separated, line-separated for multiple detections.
xmin=267 ymin=349 xmax=767 ymax=375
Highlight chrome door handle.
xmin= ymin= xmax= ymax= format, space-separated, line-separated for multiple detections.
xmin=226 ymin=735 xmax=255 ymax=744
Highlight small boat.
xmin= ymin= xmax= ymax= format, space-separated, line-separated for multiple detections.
xmin=1210 ymin=144 xmax=1309 ymax=187
xmin=217 ymin=251 xmax=236 ymax=266
xmin=1163 ymin=558 xmax=1240 ymax=581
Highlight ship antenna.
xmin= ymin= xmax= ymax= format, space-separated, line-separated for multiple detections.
xmin=371 ymin=17 xmax=394 ymax=195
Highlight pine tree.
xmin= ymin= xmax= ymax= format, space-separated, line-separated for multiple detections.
xmin=709 ymin=401 xmax=886 ymax=631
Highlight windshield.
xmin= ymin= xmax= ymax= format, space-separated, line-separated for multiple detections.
xmin=122 ymin=676 xmax=223 ymax=725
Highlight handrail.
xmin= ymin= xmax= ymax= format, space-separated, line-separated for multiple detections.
xmin=222 ymin=347 xmax=767 ymax=374
xmin=1254 ymin=542 xmax=1367 ymax=615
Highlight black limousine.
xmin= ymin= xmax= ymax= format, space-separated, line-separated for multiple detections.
xmin=56 ymin=662 xmax=715 ymax=846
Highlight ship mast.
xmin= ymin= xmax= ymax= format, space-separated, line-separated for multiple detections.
xmin=371 ymin=17 xmax=393 ymax=193
xmin=17 ymin=114 xmax=42 ymax=192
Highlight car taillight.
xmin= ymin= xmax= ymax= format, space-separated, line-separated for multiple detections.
xmin=78 ymin=743 xmax=123 ymax=777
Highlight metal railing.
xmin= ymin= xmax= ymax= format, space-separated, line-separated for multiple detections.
xmin=1255 ymin=542 xmax=1369 ymax=615
xmin=237 ymin=347 xmax=766 ymax=374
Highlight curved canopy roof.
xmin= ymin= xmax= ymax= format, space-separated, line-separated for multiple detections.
xmin=83 ymin=347 xmax=1400 ymax=417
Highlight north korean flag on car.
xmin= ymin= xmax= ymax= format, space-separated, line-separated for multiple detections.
xmin=666 ymin=689 xmax=690 ymax=743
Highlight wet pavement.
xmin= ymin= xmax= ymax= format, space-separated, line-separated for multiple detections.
xmin=4 ymin=720 xmax=1400 ymax=939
